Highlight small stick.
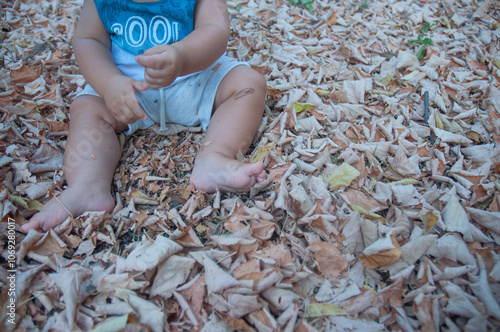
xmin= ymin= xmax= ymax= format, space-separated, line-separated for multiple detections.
xmin=424 ymin=91 xmax=435 ymax=145
xmin=160 ymin=89 xmax=167 ymax=132
xmin=54 ymin=196 xmax=74 ymax=219
xmin=424 ymin=91 xmax=430 ymax=123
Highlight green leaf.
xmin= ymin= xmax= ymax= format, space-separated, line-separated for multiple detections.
xmin=289 ymin=0 xmax=314 ymax=13
xmin=422 ymin=37 xmax=433 ymax=46
xmin=292 ymin=102 xmax=316 ymax=114
xmin=250 ymin=144 xmax=274 ymax=162
xmin=347 ymin=203 xmax=385 ymax=223
xmin=10 ymin=195 xmax=43 ymax=211
xmin=417 ymin=46 xmax=427 ymax=61
xmin=374 ymin=73 xmax=394 ymax=87
xmin=492 ymin=57 xmax=500 ymax=70
xmin=325 ymin=162 xmax=361 ymax=190
xmin=393 ymin=178 xmax=420 ymax=185
xmin=314 ymin=88 xmax=330 ymax=96
xmin=304 ymin=302 xmax=347 ymax=318
xmin=494 ymin=180 xmax=500 ymax=192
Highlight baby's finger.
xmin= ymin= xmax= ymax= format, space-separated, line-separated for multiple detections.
xmin=132 ymin=79 xmax=149 ymax=92
xmin=21 ymin=219 xmax=42 ymax=233
xmin=136 ymin=53 xmax=164 ymax=70
xmin=143 ymin=71 xmax=165 ymax=89
xmin=142 ymin=45 xmax=165 ymax=56
xmin=129 ymin=99 xmax=148 ymax=122
xmin=120 ymin=94 xmax=147 ymax=123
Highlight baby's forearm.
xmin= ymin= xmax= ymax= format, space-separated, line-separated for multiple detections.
xmin=74 ymin=38 xmax=125 ymax=97
xmin=170 ymin=0 xmax=230 ymax=76
xmin=172 ymin=23 xmax=230 ymax=76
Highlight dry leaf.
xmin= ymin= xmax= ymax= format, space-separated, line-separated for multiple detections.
xmin=150 ymin=255 xmax=196 ymax=298
xmin=325 ymin=163 xmax=361 ymax=190
xmin=115 ymin=289 xmax=165 ymax=332
xmin=303 ymin=302 xmax=347 ymax=318
xmin=442 ymin=194 xmax=472 ymax=242
xmin=4 ymin=0 xmax=500 ymax=330
xmin=360 ymin=232 xmax=401 ymax=269
xmin=308 ymin=241 xmax=348 ymax=278
xmin=51 ymin=266 xmax=92 ymax=326
xmin=116 ymin=235 xmax=182 ymax=273
xmin=10 ymin=64 xmax=43 ymax=83
xmin=190 ymin=251 xmax=240 ymax=294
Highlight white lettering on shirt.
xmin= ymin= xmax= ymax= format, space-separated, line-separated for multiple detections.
xmin=111 ymin=16 xmax=180 ymax=48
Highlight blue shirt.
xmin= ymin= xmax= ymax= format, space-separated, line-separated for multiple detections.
xmin=94 ymin=0 xmax=196 ymax=55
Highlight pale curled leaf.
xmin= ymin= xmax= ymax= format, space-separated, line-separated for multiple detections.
xmin=150 ymin=255 xmax=196 ymax=298
xmin=227 ymin=294 xmax=263 ymax=318
xmin=442 ymin=282 xmax=482 ymax=319
xmin=116 ymin=235 xmax=182 ymax=273
xmin=427 ymin=234 xmax=476 ymax=266
xmin=261 ymin=287 xmax=300 ymax=311
xmin=190 ymin=251 xmax=240 ymax=294
xmin=362 ymin=231 xmax=397 ymax=256
xmin=466 ymin=207 xmax=500 ymax=235
xmin=89 ymin=314 xmax=129 ymax=332
xmin=115 ymin=289 xmax=165 ymax=332
xmin=470 ymin=254 xmax=500 ymax=320
xmin=172 ymin=291 xmax=199 ymax=326
xmin=399 ymin=234 xmax=437 ymax=265
xmin=51 ymin=266 xmax=92 ymax=326
xmin=432 ymin=127 xmax=473 ymax=145
xmin=97 ymin=273 xmax=147 ymax=292
xmin=442 ymin=194 xmax=472 ymax=242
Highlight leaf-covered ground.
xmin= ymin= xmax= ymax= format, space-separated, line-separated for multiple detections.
xmin=1 ymin=0 xmax=500 ymax=331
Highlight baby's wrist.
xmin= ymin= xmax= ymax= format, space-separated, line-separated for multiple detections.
xmin=169 ymin=44 xmax=186 ymax=76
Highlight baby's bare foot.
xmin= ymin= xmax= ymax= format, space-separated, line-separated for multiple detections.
xmin=190 ymin=152 xmax=266 ymax=193
xmin=22 ymin=184 xmax=115 ymax=232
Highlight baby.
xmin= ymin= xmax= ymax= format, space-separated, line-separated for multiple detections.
xmin=22 ymin=0 xmax=266 ymax=232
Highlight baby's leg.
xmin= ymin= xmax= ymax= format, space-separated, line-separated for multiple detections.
xmin=22 ymin=96 xmax=126 ymax=232
xmin=190 ymin=66 xmax=267 ymax=193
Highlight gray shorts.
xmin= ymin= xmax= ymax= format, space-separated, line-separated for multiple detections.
xmin=76 ymin=56 xmax=249 ymax=135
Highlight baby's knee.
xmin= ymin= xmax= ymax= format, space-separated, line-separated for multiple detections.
xmin=241 ymin=66 xmax=266 ymax=92
xmin=70 ymin=96 xmax=123 ymax=131
xmin=215 ymin=66 xmax=267 ymax=108
xmin=70 ymin=95 xmax=99 ymax=117
xmin=226 ymin=66 xmax=265 ymax=93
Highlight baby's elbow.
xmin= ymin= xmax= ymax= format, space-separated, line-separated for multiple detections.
xmin=215 ymin=23 xmax=230 ymax=50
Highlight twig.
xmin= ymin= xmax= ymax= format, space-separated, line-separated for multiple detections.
xmin=54 ymin=196 xmax=74 ymax=219
xmin=424 ymin=91 xmax=436 ymax=145
xmin=424 ymin=91 xmax=430 ymax=123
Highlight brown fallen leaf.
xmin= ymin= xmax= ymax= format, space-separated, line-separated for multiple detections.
xmin=308 ymin=241 xmax=348 ymax=278
xmin=360 ymin=232 xmax=401 ymax=269
xmin=10 ymin=64 xmax=43 ymax=83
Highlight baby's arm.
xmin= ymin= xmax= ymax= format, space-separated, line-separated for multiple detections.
xmin=135 ymin=0 xmax=230 ymax=89
xmin=73 ymin=0 xmax=148 ymax=123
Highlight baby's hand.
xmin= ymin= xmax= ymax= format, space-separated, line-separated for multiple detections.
xmin=135 ymin=45 xmax=184 ymax=89
xmin=103 ymin=75 xmax=149 ymax=124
